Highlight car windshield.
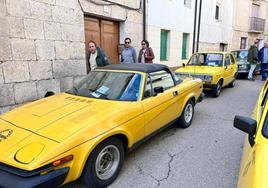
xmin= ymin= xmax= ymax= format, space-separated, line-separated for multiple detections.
xmin=187 ymin=53 xmax=223 ymax=67
xmin=67 ymin=71 xmax=142 ymax=101
xmin=231 ymin=51 xmax=248 ymax=61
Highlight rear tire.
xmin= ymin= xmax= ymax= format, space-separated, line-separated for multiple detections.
xmin=81 ymin=138 xmax=124 ymax=188
xmin=177 ymin=100 xmax=195 ymax=128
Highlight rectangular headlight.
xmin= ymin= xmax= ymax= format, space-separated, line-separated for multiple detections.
xmin=204 ymin=75 xmax=213 ymax=81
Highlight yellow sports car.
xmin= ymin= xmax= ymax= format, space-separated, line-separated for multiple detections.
xmin=175 ymin=52 xmax=238 ymax=97
xmin=234 ymin=79 xmax=268 ymax=188
xmin=0 ymin=64 xmax=203 ymax=187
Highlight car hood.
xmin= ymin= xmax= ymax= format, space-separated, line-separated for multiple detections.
xmin=0 ymin=118 xmax=60 ymax=168
xmin=176 ymin=66 xmax=222 ymax=75
xmin=0 ymin=93 xmax=142 ymax=143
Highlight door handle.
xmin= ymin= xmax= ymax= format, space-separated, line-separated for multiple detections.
xmin=173 ymin=91 xmax=178 ymax=97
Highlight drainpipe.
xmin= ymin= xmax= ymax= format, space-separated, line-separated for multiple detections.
xmin=192 ymin=0 xmax=198 ymax=53
xmin=143 ymin=0 xmax=146 ymax=40
xmin=196 ymin=0 xmax=202 ymax=52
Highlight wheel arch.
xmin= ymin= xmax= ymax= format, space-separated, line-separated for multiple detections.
xmin=218 ymin=78 xmax=224 ymax=85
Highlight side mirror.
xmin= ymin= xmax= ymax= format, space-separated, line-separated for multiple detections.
xmin=233 ymin=115 xmax=257 ymax=147
xmin=153 ymin=86 xmax=164 ymax=96
xmin=182 ymin=63 xmax=186 ymax=67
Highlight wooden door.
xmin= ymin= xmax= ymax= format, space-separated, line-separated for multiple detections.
xmin=85 ymin=17 xmax=101 ymax=72
xmin=101 ymin=20 xmax=119 ymax=65
xmin=84 ymin=17 xmax=119 ymax=72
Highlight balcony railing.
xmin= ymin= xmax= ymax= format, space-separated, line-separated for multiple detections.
xmin=249 ymin=17 xmax=266 ymax=32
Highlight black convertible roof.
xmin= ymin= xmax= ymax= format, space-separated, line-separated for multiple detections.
xmin=96 ymin=63 xmax=171 ymax=73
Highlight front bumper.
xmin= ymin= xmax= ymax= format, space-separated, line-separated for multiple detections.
xmin=0 ymin=166 xmax=69 ymax=188
xmin=203 ymin=83 xmax=217 ymax=89
xmin=237 ymin=69 xmax=249 ymax=74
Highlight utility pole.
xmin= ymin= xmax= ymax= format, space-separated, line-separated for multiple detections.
xmin=196 ymin=0 xmax=202 ymax=52
xmin=192 ymin=0 xmax=198 ymax=54
xmin=143 ymin=0 xmax=146 ymax=40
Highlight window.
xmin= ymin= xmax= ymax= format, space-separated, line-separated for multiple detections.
xmin=68 ymin=71 xmax=142 ymax=101
xmin=143 ymin=75 xmax=153 ymax=99
xmin=188 ymin=53 xmax=223 ymax=67
xmin=143 ymin=71 xmax=174 ymax=98
xmin=224 ymin=55 xmax=231 ymax=66
xmin=251 ymin=4 xmax=260 ymax=17
xmin=219 ymin=43 xmax=227 ymax=52
xmin=150 ymin=71 xmax=174 ymax=91
xmin=240 ymin=37 xmax=247 ymax=49
xmin=160 ymin=30 xmax=169 ymax=61
xmin=182 ymin=33 xmax=189 ymax=60
xmin=184 ymin=0 xmax=191 ymax=8
xmin=230 ymin=54 xmax=235 ymax=64
xmin=215 ymin=5 xmax=220 ymax=20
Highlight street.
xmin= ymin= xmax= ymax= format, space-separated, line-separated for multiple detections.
xmin=108 ymin=78 xmax=264 ymax=188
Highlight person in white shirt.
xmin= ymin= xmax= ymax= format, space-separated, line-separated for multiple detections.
xmin=87 ymin=40 xmax=109 ymax=71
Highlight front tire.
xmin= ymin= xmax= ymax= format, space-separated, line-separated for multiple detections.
xmin=177 ymin=100 xmax=195 ymax=128
xmin=212 ymin=80 xmax=222 ymax=97
xmin=228 ymin=79 xmax=235 ymax=88
xmin=81 ymin=138 xmax=124 ymax=188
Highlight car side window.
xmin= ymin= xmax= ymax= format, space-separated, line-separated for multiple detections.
xmin=150 ymin=70 xmax=175 ymax=90
xmin=230 ymin=54 xmax=235 ymax=64
xmin=225 ymin=55 xmax=231 ymax=67
xmin=143 ymin=75 xmax=153 ymax=99
xmin=260 ymin=86 xmax=268 ymax=118
xmin=261 ymin=107 xmax=268 ymax=138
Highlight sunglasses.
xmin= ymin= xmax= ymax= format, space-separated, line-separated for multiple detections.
xmin=141 ymin=43 xmax=146 ymax=45
xmin=125 ymin=41 xmax=130 ymax=44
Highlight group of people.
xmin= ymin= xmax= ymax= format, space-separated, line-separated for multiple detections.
xmin=247 ymin=40 xmax=268 ymax=81
xmin=87 ymin=37 xmax=155 ymax=71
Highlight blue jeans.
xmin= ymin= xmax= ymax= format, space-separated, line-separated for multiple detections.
xmin=261 ymin=63 xmax=268 ymax=80
xmin=248 ymin=64 xmax=256 ymax=79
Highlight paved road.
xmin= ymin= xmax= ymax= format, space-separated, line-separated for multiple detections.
xmin=108 ymin=78 xmax=264 ymax=188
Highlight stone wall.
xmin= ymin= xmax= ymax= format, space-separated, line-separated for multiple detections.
xmin=0 ymin=0 xmax=87 ymax=114
xmin=0 ymin=0 xmax=143 ymax=114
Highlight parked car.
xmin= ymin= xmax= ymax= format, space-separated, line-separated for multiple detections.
xmin=175 ymin=52 xmax=238 ymax=97
xmin=0 ymin=64 xmax=203 ymax=188
xmin=234 ymin=78 xmax=268 ymax=188
xmin=231 ymin=49 xmax=260 ymax=75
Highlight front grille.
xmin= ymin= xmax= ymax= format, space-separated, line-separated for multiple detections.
xmin=177 ymin=73 xmax=205 ymax=80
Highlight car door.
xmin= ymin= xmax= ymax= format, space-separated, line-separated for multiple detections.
xmin=223 ymin=54 xmax=233 ymax=86
xmin=229 ymin=53 xmax=238 ymax=80
xmin=238 ymin=84 xmax=268 ymax=188
xmin=141 ymin=70 xmax=181 ymax=136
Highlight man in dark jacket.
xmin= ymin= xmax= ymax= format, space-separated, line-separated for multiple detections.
xmin=247 ymin=40 xmax=259 ymax=81
xmin=258 ymin=41 xmax=268 ymax=81
xmin=88 ymin=40 xmax=109 ymax=71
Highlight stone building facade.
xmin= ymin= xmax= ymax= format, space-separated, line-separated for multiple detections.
xmin=0 ymin=0 xmax=143 ymax=113
xmin=232 ymin=0 xmax=268 ymax=50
